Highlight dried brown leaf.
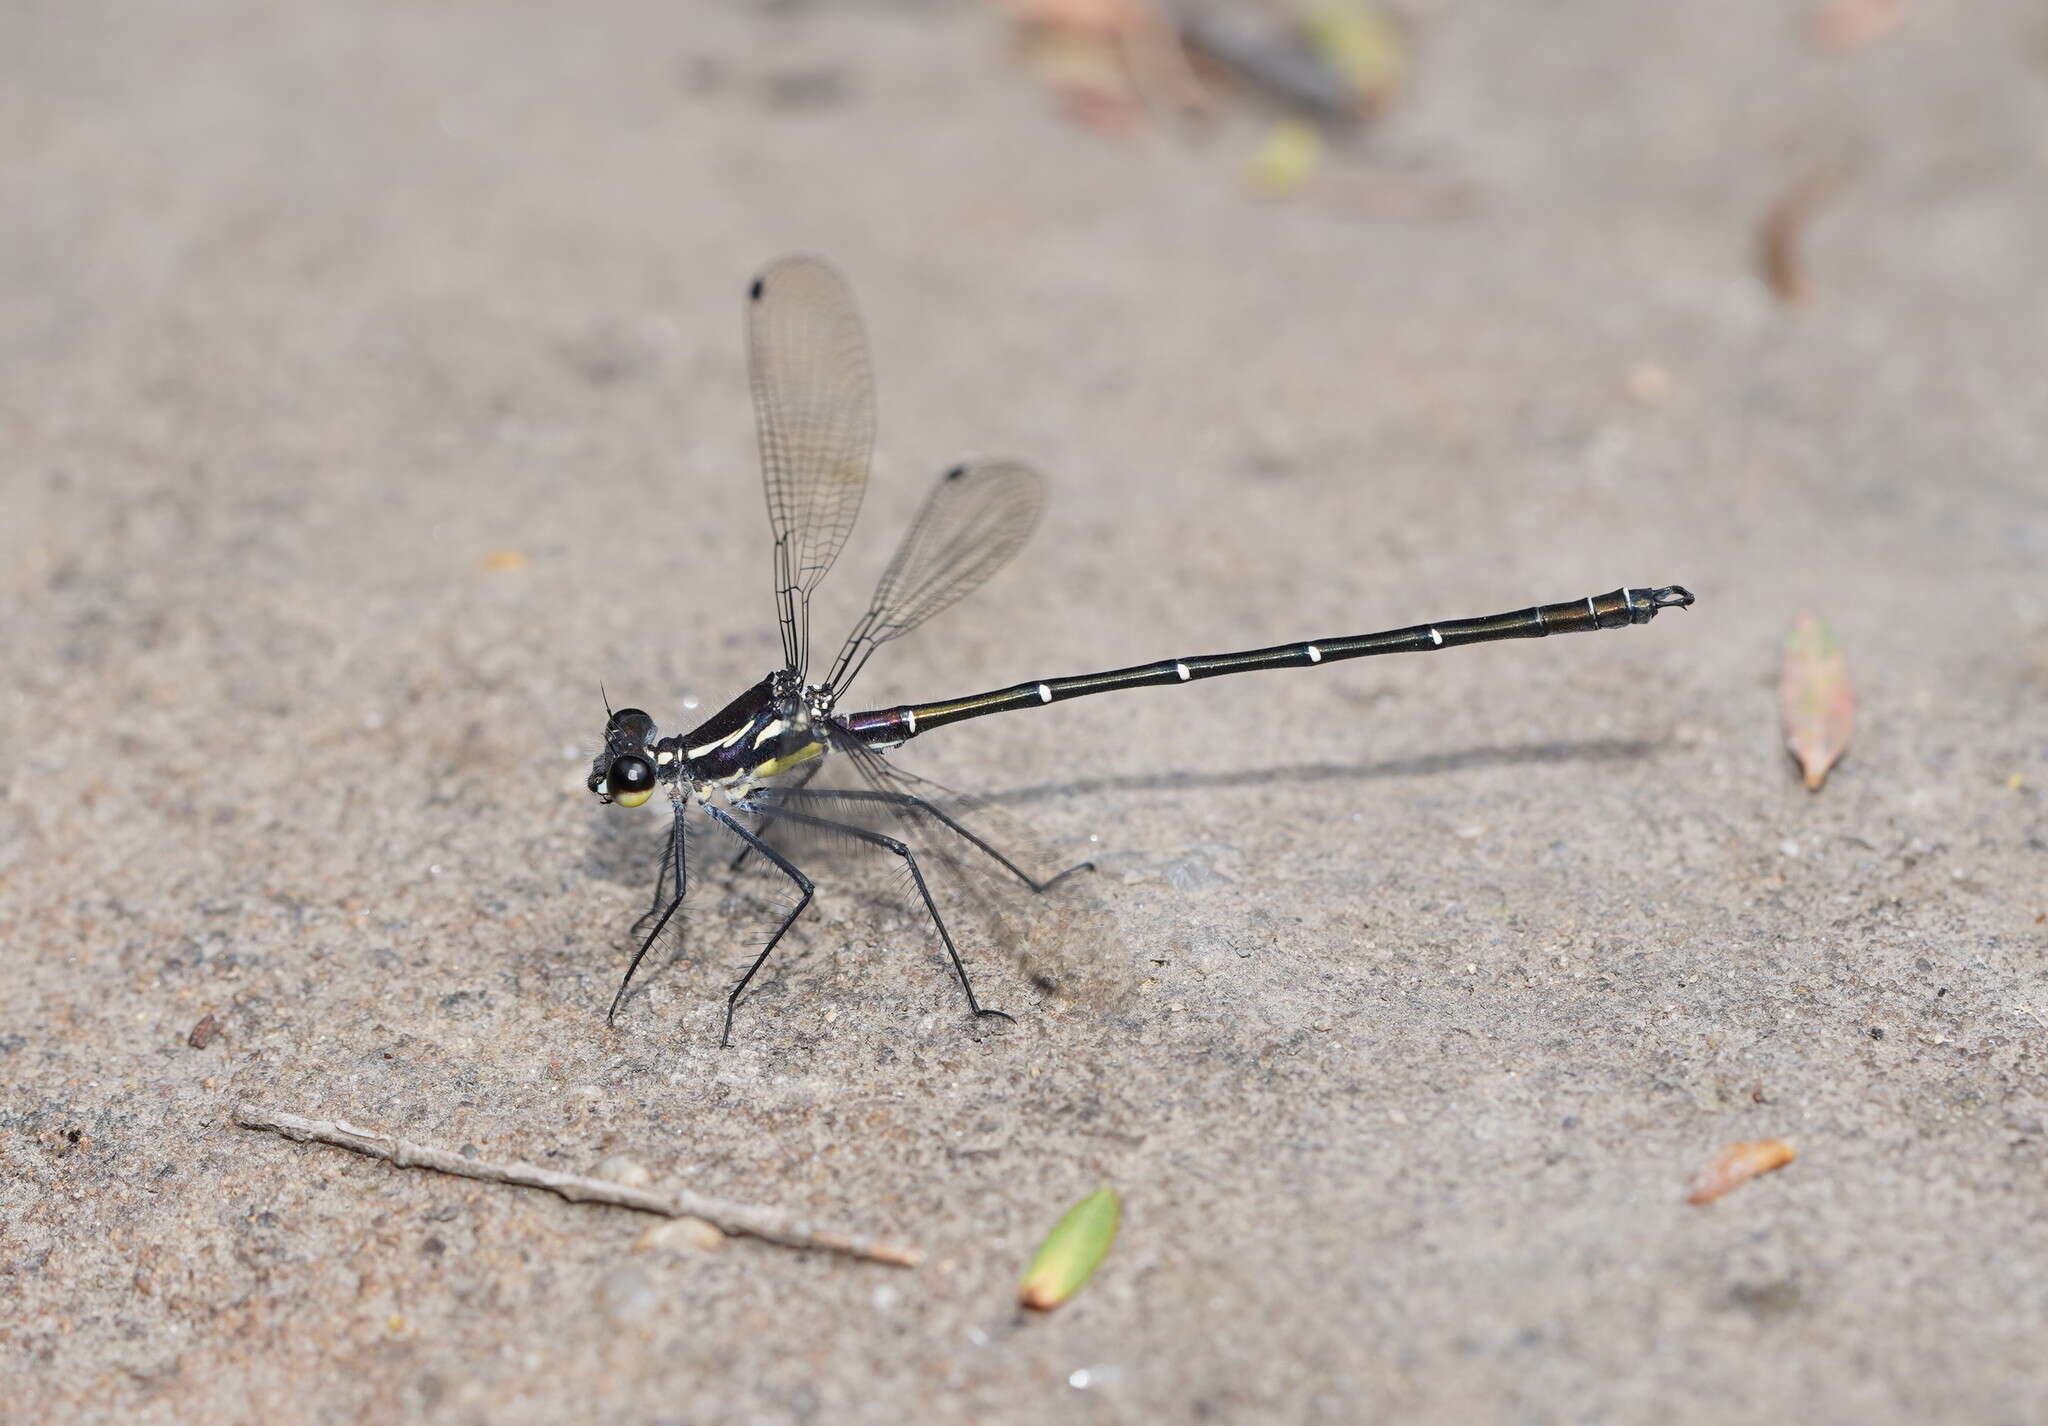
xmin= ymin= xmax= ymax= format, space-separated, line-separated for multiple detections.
xmin=1688 ymin=1139 xmax=1796 ymax=1205
xmin=1812 ymin=0 xmax=1905 ymax=52
xmin=1005 ymin=0 xmax=1209 ymax=131
xmin=1780 ymin=614 xmax=1854 ymax=789
xmin=1758 ymin=167 xmax=1844 ymax=306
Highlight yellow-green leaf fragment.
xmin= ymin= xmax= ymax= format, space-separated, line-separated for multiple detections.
xmin=1019 ymin=1187 xmax=1120 ymax=1311
xmin=1247 ymin=120 xmax=1324 ymax=199
xmin=1780 ymin=614 xmax=1854 ymax=790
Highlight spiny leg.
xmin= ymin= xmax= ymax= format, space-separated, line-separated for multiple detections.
xmin=789 ymin=786 xmax=1094 ymax=893
xmin=610 ymin=801 xmax=688 ymax=1024
xmin=704 ymin=805 xmax=816 ymax=1047
xmin=726 ymin=758 xmax=826 ymax=876
xmin=765 ymin=805 xmax=1012 ymax=1028
xmin=637 ymin=813 xmax=682 ymax=925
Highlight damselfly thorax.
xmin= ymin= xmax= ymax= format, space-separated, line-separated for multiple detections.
xmin=601 ymin=676 xmax=838 ymax=810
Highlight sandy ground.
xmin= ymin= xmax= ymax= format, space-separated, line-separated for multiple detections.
xmin=4 ymin=1 xmax=2046 ymax=1421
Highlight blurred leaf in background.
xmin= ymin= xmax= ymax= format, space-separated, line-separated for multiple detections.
xmin=1780 ymin=615 xmax=1855 ymax=790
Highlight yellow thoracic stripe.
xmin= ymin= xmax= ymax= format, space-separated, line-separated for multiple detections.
xmin=686 ymin=721 xmax=758 ymax=761
xmin=751 ymin=739 xmax=825 ymax=779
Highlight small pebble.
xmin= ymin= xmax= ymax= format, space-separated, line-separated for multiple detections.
xmin=635 ymin=1217 xmax=725 ymax=1253
xmin=592 ymin=1154 xmax=652 ymax=1188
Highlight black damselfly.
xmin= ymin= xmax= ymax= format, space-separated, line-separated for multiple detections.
xmin=588 ymin=255 xmax=1695 ymax=1044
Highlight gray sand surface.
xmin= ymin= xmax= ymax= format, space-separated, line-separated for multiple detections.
xmin=5 ymin=2 xmax=2045 ymax=1421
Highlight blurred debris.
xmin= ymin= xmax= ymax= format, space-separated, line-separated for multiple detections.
xmin=1005 ymin=0 xmax=1466 ymax=217
xmin=1625 ymin=361 xmax=1674 ymax=407
xmin=1005 ymin=0 xmax=1210 ymax=137
xmin=1758 ymin=166 xmax=1844 ymax=306
xmin=1297 ymin=0 xmax=1407 ymax=117
xmin=1019 ymin=26 xmax=1146 ymax=139
xmin=1812 ymin=0 xmax=1905 ymax=52
xmin=1019 ymin=1185 xmax=1121 ymax=1310
xmin=1248 ymin=119 xmax=1325 ymax=198
xmin=1121 ymin=0 xmax=1215 ymax=115
xmin=1177 ymin=1 xmax=1400 ymax=118
xmin=1687 ymin=1138 xmax=1796 ymax=1204
xmin=480 ymin=548 xmax=531 ymax=573
xmin=187 ymin=1013 xmax=220 ymax=1049
xmin=1727 ymin=1278 xmax=1804 ymax=1320
xmin=1780 ymin=614 xmax=1854 ymax=790
xmin=1180 ymin=6 xmax=1350 ymax=115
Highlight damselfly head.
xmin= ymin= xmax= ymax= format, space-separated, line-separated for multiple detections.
xmin=589 ymin=706 xmax=659 ymax=807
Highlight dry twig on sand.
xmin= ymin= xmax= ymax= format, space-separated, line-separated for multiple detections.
xmin=232 ymin=1104 xmax=922 ymax=1267
xmin=1758 ymin=165 xmax=1845 ymax=306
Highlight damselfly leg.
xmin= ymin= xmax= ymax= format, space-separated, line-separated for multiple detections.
xmin=611 ymin=804 xmax=688 ymax=1023
xmin=749 ymin=804 xmax=1017 ymax=1031
xmin=701 ymin=805 xmax=817 ymax=1048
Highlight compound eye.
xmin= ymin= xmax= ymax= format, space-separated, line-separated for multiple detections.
xmin=607 ymin=755 xmax=656 ymax=808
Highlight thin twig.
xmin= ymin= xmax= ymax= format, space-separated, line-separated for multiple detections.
xmin=232 ymin=1104 xmax=922 ymax=1267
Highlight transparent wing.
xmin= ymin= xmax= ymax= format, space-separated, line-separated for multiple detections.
xmin=747 ymin=254 xmax=875 ymax=677
xmin=822 ymin=459 xmax=1046 ymax=697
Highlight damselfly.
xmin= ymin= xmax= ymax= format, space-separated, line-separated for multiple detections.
xmin=588 ymin=255 xmax=1694 ymax=1044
